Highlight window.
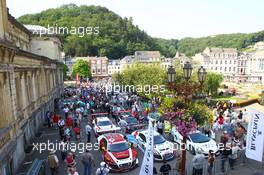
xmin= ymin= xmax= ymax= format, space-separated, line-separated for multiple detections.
xmin=229 ymin=67 xmax=231 ymax=72
xmin=233 ymin=67 xmax=236 ymax=72
xmin=234 ymin=61 xmax=236 ymax=64
xmin=225 ymin=67 xmax=227 ymax=71
xmin=225 ymin=60 xmax=227 ymax=64
xmin=215 ymin=60 xmax=218 ymax=64
xmin=215 ymin=67 xmax=217 ymax=70
xmin=220 ymin=60 xmax=222 ymax=64
xmin=229 ymin=60 xmax=232 ymax=64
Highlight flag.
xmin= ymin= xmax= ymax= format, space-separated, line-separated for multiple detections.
xmin=139 ymin=120 xmax=154 ymax=175
xmin=245 ymin=109 xmax=264 ymax=162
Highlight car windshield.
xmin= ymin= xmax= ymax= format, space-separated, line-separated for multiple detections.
xmin=154 ymin=135 xmax=166 ymax=144
xmin=189 ymin=133 xmax=210 ymax=143
xmin=125 ymin=117 xmax=137 ymax=124
xmin=98 ymin=121 xmax=112 ymax=126
xmin=109 ymin=142 xmax=129 ymax=152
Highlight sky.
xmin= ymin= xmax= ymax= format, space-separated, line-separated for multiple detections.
xmin=6 ymin=0 xmax=264 ymax=39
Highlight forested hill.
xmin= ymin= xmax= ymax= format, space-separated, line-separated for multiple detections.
xmin=177 ymin=31 xmax=264 ymax=57
xmin=18 ymin=4 xmax=264 ymax=59
xmin=18 ymin=4 xmax=171 ymax=59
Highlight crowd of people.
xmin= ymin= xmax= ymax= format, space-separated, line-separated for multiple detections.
xmin=43 ymin=80 xmax=253 ymax=175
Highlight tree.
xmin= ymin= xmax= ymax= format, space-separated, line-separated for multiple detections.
xmin=112 ymin=63 xmax=166 ymax=97
xmin=203 ymin=72 xmax=223 ymax=96
xmin=72 ymin=59 xmax=91 ymax=79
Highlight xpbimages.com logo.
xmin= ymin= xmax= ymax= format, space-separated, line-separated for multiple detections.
xmin=33 ymin=140 xmax=99 ymax=153
xmin=34 ymin=24 xmax=100 ymax=37
xmin=105 ymin=83 xmax=166 ymax=95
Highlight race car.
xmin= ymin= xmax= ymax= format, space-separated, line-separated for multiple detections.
xmin=93 ymin=116 xmax=121 ymax=137
xmin=117 ymin=115 xmax=146 ymax=133
xmin=170 ymin=127 xmax=219 ymax=156
xmin=97 ymin=133 xmax=139 ymax=172
xmin=132 ymin=130 xmax=174 ymax=161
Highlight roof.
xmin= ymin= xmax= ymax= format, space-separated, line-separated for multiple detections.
xmin=8 ymin=13 xmax=31 ymax=35
xmin=135 ymin=51 xmax=161 ymax=58
xmin=121 ymin=55 xmax=134 ymax=63
xmin=206 ymin=47 xmax=237 ymax=53
xmin=104 ymin=133 xmax=125 ymax=143
xmin=24 ymin=25 xmax=49 ymax=34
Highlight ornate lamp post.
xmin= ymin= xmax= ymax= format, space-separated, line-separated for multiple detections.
xmin=166 ymin=62 xmax=206 ymax=175
xmin=183 ymin=61 xmax=193 ymax=81
xmin=197 ymin=66 xmax=207 ymax=85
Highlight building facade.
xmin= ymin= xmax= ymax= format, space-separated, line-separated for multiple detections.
xmin=192 ymin=44 xmax=264 ymax=84
xmin=75 ymin=56 xmax=108 ymax=78
xmin=0 ymin=0 xmax=64 ymax=174
xmin=118 ymin=51 xmax=162 ymax=73
xmin=108 ymin=60 xmax=120 ymax=75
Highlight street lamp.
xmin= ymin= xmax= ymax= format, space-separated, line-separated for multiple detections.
xmin=197 ymin=66 xmax=207 ymax=84
xmin=167 ymin=65 xmax=176 ymax=83
xmin=166 ymin=62 xmax=206 ymax=175
xmin=183 ymin=61 xmax=192 ymax=81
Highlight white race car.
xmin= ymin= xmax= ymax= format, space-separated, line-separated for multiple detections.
xmin=97 ymin=133 xmax=139 ymax=172
xmin=170 ymin=127 xmax=219 ymax=156
xmin=132 ymin=130 xmax=174 ymax=161
xmin=93 ymin=116 xmax=121 ymax=137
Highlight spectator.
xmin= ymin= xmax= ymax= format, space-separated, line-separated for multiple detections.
xmin=192 ymin=149 xmax=205 ymax=175
xmin=157 ymin=120 xmax=163 ymax=135
xmin=159 ymin=160 xmax=171 ymax=175
xmin=207 ymin=150 xmax=215 ymax=175
xmin=229 ymin=140 xmax=240 ymax=170
xmin=74 ymin=126 xmax=81 ymax=142
xmin=85 ymin=123 xmax=92 ymax=143
xmin=81 ymin=150 xmax=95 ymax=175
xmin=47 ymin=150 xmax=59 ymax=175
xmin=95 ymin=162 xmax=110 ymax=175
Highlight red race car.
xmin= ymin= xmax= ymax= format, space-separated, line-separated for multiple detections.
xmin=97 ymin=133 xmax=139 ymax=172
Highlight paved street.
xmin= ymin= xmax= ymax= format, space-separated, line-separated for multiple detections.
xmin=17 ymin=112 xmax=264 ymax=175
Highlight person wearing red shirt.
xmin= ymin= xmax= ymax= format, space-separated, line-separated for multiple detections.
xmin=74 ymin=126 xmax=81 ymax=142
xmin=66 ymin=117 xmax=73 ymax=129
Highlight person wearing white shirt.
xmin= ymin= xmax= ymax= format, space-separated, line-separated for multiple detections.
xmin=85 ymin=124 xmax=92 ymax=143
xmin=192 ymin=149 xmax=205 ymax=175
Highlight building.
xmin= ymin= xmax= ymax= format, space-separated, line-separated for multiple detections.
xmin=0 ymin=0 xmax=64 ymax=174
xmin=75 ymin=56 xmax=108 ymax=78
xmin=108 ymin=60 xmax=121 ymax=75
xmin=134 ymin=51 xmax=161 ymax=63
xmin=160 ymin=58 xmax=173 ymax=69
xmin=192 ymin=44 xmax=264 ymax=84
xmin=24 ymin=25 xmax=63 ymax=62
xmin=119 ymin=51 xmax=162 ymax=72
xmin=248 ymin=42 xmax=264 ymax=84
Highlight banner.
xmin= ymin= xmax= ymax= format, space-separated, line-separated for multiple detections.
xmin=139 ymin=120 xmax=154 ymax=175
xmin=246 ymin=109 xmax=264 ymax=162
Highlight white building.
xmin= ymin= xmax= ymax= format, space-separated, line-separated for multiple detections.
xmin=192 ymin=43 xmax=264 ymax=84
xmin=108 ymin=60 xmax=121 ymax=75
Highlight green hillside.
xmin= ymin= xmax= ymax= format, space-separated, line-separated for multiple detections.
xmin=18 ymin=4 xmax=264 ymax=59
